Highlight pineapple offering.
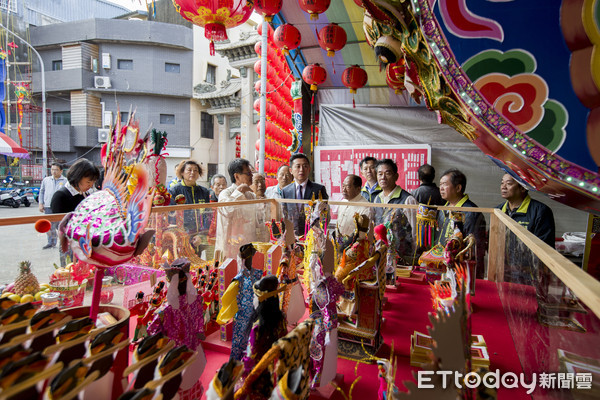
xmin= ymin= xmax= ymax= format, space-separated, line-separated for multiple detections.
xmin=1 ymin=261 xmax=51 ymax=304
xmin=14 ymin=261 xmax=40 ymax=297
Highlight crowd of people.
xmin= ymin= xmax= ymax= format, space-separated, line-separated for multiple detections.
xmin=41 ymin=153 xmax=555 ymax=280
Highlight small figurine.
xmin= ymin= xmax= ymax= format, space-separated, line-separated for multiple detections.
xmin=216 ymin=244 xmax=263 ymax=361
xmin=147 ymin=258 xmax=207 ymax=397
xmin=241 ymin=275 xmax=288 ymax=398
xmin=129 ymin=291 xmax=149 ymax=341
xmin=276 ymin=219 xmax=305 ymax=326
xmin=309 ymin=239 xmax=345 ymax=388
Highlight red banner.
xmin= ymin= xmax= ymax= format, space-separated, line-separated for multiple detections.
xmin=314 ymin=145 xmax=431 ymax=200
xmin=21 ymin=164 xmax=43 ymax=181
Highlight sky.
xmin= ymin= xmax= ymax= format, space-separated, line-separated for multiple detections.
xmin=105 ymin=0 xmax=146 ymax=11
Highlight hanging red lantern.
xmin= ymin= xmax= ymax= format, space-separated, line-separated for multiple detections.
xmin=342 ymin=65 xmax=368 ymax=107
xmin=298 ymin=0 xmax=330 ymax=20
xmin=257 ymin=22 xmax=274 ymax=37
xmin=273 ymin=24 xmax=302 ymax=55
xmin=318 ymin=23 xmax=346 ymax=57
xmin=386 ymin=60 xmax=406 ymax=94
xmin=172 ymin=0 xmax=254 ymax=56
xmin=254 ymin=41 xmax=261 ymax=56
xmin=254 ymin=59 xmax=263 ymax=76
xmin=341 ymin=65 xmax=368 ymax=94
xmin=255 ymin=0 xmax=282 ymax=21
xmin=302 ymin=63 xmax=327 ymax=91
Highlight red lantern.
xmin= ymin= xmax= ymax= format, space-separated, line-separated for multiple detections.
xmin=386 ymin=60 xmax=406 ymax=94
xmin=254 ymin=41 xmax=261 ymax=56
xmin=302 ymin=64 xmax=327 ymax=91
xmin=172 ymin=0 xmax=254 ymax=56
xmin=255 ymin=0 xmax=282 ymax=21
xmin=257 ymin=22 xmax=274 ymax=37
xmin=273 ymin=24 xmax=301 ymax=55
xmin=318 ymin=23 xmax=346 ymax=57
xmin=341 ymin=65 xmax=368 ymax=94
xmin=254 ymin=59 xmax=263 ymax=76
xmin=298 ymin=0 xmax=330 ymax=20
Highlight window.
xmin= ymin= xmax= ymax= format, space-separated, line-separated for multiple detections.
xmin=201 ymin=112 xmax=214 ymax=139
xmin=160 ymin=114 xmax=175 ymax=125
xmin=0 ymin=0 xmax=17 ymax=13
xmin=206 ymin=64 xmax=216 ymax=85
xmin=207 ymin=163 xmax=218 ymax=181
xmin=120 ymin=112 xmax=128 ymax=123
xmin=117 ymin=59 xmax=133 ymax=70
xmin=165 ymin=63 xmax=180 ymax=73
xmin=52 ymin=111 xmax=71 ymax=125
xmin=52 ymin=60 xmax=62 ymax=71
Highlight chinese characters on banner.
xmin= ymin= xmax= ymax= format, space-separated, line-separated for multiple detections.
xmin=21 ymin=164 xmax=43 ymax=181
xmin=314 ymin=145 xmax=431 ymax=217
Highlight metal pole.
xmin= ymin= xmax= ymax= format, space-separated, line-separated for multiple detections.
xmin=0 ymin=22 xmax=47 ymax=179
xmin=259 ymin=19 xmax=268 ymax=175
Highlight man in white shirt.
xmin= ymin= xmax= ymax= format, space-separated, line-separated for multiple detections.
xmin=38 ymin=163 xmax=67 ymax=249
xmin=214 ymin=158 xmax=261 ymax=262
xmin=336 ymin=174 xmax=373 ymax=239
xmin=265 ymin=165 xmax=292 ymax=199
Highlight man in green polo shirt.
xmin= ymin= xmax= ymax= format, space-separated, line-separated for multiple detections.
xmin=497 ymin=173 xmax=555 ymax=247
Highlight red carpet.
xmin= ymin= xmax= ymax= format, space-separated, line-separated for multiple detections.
xmin=194 ymin=279 xmax=531 ymax=399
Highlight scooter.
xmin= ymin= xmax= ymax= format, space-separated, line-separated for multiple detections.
xmin=12 ymin=182 xmax=31 ymax=207
xmin=0 ymin=178 xmax=20 ymax=208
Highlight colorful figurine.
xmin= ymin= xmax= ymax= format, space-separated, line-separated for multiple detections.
xmin=241 ymin=275 xmax=288 ymax=399
xmin=129 ymin=291 xmax=149 ymax=341
xmin=276 ymin=219 xmax=305 ymax=326
xmin=216 ymin=244 xmax=263 ymax=360
xmin=309 ymin=239 xmax=345 ymax=388
xmin=147 ymin=258 xmax=207 ymax=397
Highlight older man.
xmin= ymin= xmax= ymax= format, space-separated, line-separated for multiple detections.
xmin=359 ymin=156 xmax=381 ymax=202
xmin=209 ymin=174 xmax=228 ymax=202
xmin=373 ymin=159 xmax=417 ymax=241
xmin=265 ymin=165 xmax=293 ymax=199
xmin=336 ymin=174 xmax=373 ymax=239
xmin=437 ymin=168 xmax=487 ymax=278
xmin=498 ymin=173 xmax=555 ymax=247
xmin=215 ymin=158 xmax=261 ymax=262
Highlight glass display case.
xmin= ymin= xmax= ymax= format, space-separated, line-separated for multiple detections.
xmin=0 ymin=198 xmax=597 ymax=399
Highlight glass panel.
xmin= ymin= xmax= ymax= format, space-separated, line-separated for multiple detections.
xmin=159 ymin=114 xmax=175 ymax=125
xmin=117 ymin=59 xmax=133 ymax=70
xmin=499 ymin=228 xmax=600 ymax=399
xmin=165 ymin=63 xmax=180 ymax=73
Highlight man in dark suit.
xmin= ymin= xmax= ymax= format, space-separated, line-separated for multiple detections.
xmin=282 ymin=153 xmax=329 ymax=236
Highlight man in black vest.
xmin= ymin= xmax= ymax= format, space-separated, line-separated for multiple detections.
xmin=282 ymin=153 xmax=329 ymax=236
xmin=373 ymin=159 xmax=416 ymax=264
xmin=437 ymin=168 xmax=487 ymax=278
xmin=373 ymin=159 xmax=417 ymax=240
xmin=497 ymin=173 xmax=555 ymax=247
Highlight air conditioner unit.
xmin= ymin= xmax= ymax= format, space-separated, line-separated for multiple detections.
xmin=98 ymin=128 xmax=110 ymax=143
xmin=94 ymin=76 xmax=111 ymax=89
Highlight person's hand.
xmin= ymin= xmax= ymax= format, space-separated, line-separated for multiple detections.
xmin=237 ymin=184 xmax=251 ymax=194
xmin=38 ymin=204 xmax=44 ymax=213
